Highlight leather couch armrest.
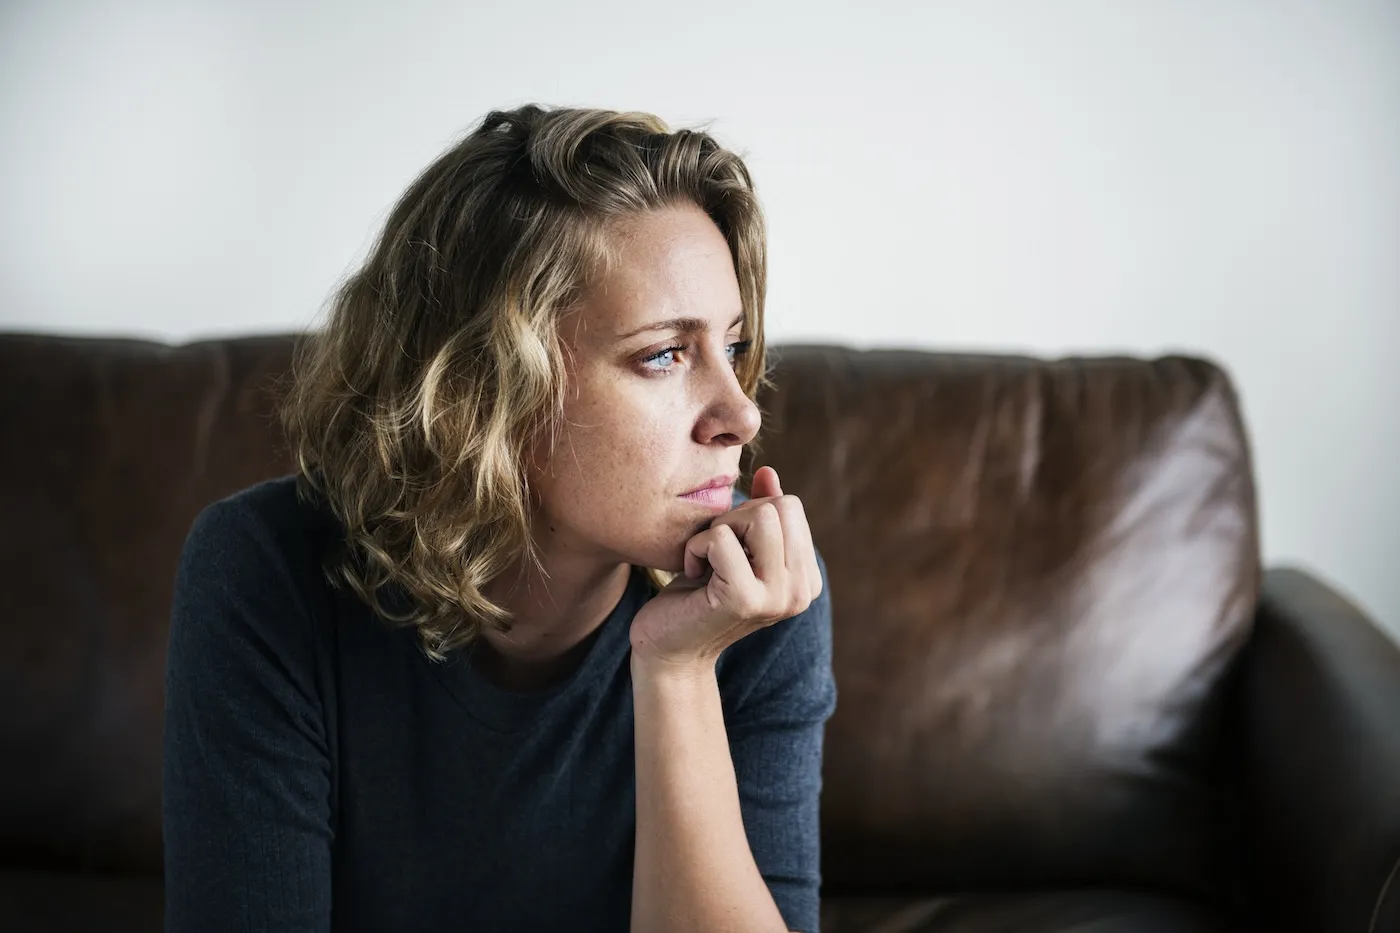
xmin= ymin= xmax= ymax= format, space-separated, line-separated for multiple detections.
xmin=1241 ymin=566 xmax=1400 ymax=933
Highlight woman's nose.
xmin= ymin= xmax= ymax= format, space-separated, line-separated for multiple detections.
xmin=695 ymin=363 xmax=761 ymax=446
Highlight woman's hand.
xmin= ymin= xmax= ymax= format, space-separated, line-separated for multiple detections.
xmin=629 ymin=465 xmax=822 ymax=670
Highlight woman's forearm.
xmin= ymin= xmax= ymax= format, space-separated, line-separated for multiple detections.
xmin=630 ymin=655 xmax=791 ymax=933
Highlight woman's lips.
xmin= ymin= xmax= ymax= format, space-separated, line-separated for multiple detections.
xmin=679 ymin=484 xmax=734 ymax=511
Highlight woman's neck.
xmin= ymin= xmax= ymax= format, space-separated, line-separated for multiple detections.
xmin=474 ymin=556 xmax=633 ymax=692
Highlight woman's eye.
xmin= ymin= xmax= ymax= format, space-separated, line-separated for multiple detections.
xmin=640 ymin=339 xmax=751 ymax=375
xmin=641 ymin=346 xmax=685 ymax=372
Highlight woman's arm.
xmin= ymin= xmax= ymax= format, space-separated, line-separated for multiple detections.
xmin=163 ymin=499 xmax=334 ymax=932
xmin=629 ymin=467 xmax=831 ymax=933
xmin=631 ymin=654 xmax=791 ymax=933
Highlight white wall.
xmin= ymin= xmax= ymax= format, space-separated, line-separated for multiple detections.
xmin=3 ymin=0 xmax=1397 ymax=636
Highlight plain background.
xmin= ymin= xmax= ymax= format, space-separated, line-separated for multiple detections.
xmin=2 ymin=0 xmax=1397 ymax=637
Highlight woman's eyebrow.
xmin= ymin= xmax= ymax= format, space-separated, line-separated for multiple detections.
xmin=616 ymin=311 xmax=745 ymax=341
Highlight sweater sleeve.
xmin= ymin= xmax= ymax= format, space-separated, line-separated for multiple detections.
xmin=719 ymin=550 xmax=837 ymax=933
xmin=162 ymin=497 xmax=334 ymax=932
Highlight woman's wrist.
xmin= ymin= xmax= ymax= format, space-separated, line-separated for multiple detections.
xmin=629 ymin=647 xmax=719 ymax=694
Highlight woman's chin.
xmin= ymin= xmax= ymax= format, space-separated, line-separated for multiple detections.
xmin=624 ymin=537 xmax=690 ymax=576
xmin=617 ymin=512 xmax=723 ymax=575
xmin=639 ymin=549 xmax=687 ymax=576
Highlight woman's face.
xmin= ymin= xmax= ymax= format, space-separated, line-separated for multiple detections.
xmin=529 ymin=203 xmax=761 ymax=574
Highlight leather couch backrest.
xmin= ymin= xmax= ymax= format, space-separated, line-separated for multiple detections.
xmin=0 ymin=336 xmax=1258 ymax=896
xmin=753 ymin=346 xmax=1258 ymax=900
xmin=1 ymin=335 xmax=297 ymax=873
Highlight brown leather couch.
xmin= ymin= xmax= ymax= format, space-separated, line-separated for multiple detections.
xmin=2 ymin=333 xmax=1397 ymax=933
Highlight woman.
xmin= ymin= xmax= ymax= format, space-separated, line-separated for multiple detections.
xmin=163 ymin=104 xmax=835 ymax=933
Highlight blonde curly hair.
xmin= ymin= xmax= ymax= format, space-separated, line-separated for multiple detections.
xmin=280 ymin=104 xmax=769 ymax=660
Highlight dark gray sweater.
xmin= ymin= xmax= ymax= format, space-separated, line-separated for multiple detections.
xmin=162 ymin=477 xmax=835 ymax=932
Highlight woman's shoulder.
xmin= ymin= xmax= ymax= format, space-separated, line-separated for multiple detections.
xmin=191 ymin=473 xmax=336 ymax=542
xmin=180 ymin=474 xmax=341 ymax=600
xmin=167 ymin=476 xmax=338 ymax=772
